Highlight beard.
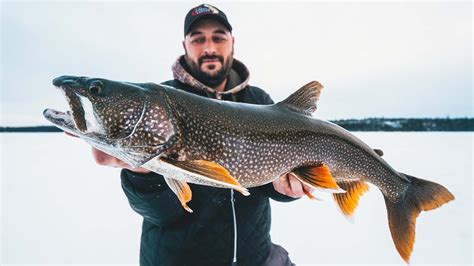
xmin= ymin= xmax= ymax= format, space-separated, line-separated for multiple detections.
xmin=184 ymin=51 xmax=234 ymax=87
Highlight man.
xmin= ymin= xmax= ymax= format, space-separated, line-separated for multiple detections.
xmin=89 ymin=4 xmax=312 ymax=265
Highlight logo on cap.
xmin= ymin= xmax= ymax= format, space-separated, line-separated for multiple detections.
xmin=191 ymin=4 xmax=219 ymax=16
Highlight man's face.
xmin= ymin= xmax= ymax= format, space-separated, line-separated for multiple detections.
xmin=183 ymin=19 xmax=234 ymax=87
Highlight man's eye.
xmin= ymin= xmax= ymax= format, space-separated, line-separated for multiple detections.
xmin=213 ymin=37 xmax=225 ymax=42
xmin=192 ymin=38 xmax=205 ymax=44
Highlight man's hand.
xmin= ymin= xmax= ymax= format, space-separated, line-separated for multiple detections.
xmin=65 ymin=132 xmax=150 ymax=174
xmin=273 ymin=173 xmax=314 ymax=198
xmin=91 ymin=148 xmax=151 ymax=174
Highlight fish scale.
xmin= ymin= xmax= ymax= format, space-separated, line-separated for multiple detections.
xmin=44 ymin=76 xmax=454 ymax=263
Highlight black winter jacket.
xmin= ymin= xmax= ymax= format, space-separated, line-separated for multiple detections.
xmin=121 ymin=58 xmax=297 ymax=266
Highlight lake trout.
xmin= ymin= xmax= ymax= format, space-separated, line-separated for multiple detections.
xmin=43 ymin=75 xmax=454 ymax=263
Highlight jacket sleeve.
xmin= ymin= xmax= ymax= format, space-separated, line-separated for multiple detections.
xmin=261 ymin=91 xmax=274 ymax=105
xmin=120 ymin=169 xmax=186 ymax=226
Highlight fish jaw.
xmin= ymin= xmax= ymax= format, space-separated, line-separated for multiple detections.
xmin=43 ymin=106 xmax=149 ymax=167
xmin=43 ymin=82 xmax=106 ymax=136
xmin=43 ymin=108 xmax=78 ymax=135
xmin=45 ymin=84 xmax=88 ymax=133
xmin=42 ymin=107 xmax=113 ymax=146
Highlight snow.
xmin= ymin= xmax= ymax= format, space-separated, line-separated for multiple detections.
xmin=0 ymin=114 xmax=49 ymax=127
xmin=1 ymin=132 xmax=472 ymax=265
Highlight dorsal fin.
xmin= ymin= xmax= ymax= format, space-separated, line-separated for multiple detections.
xmin=278 ymin=81 xmax=323 ymax=115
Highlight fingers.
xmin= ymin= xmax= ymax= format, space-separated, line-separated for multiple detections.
xmin=302 ymin=184 xmax=314 ymax=193
xmin=92 ymin=148 xmax=117 ymax=166
xmin=92 ymin=147 xmax=127 ymax=168
xmin=272 ymin=175 xmax=285 ymax=195
xmin=92 ymin=147 xmax=128 ymax=168
xmin=128 ymin=167 xmax=152 ymax=174
xmin=289 ymin=173 xmax=315 ymax=195
xmin=91 ymin=147 xmax=150 ymax=174
xmin=288 ymin=174 xmax=304 ymax=196
xmin=273 ymin=173 xmax=308 ymax=198
xmin=279 ymin=173 xmax=290 ymax=190
xmin=64 ymin=132 xmax=150 ymax=173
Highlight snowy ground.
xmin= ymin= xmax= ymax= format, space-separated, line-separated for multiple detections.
xmin=1 ymin=132 xmax=472 ymax=265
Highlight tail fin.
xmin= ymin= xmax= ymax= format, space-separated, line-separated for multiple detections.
xmin=384 ymin=173 xmax=454 ymax=263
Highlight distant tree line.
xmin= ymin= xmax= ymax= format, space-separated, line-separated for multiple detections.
xmin=1 ymin=126 xmax=62 ymax=133
xmin=1 ymin=117 xmax=473 ymax=132
xmin=331 ymin=118 xmax=474 ymax=131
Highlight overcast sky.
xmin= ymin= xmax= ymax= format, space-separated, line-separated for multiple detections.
xmin=1 ymin=1 xmax=472 ymax=125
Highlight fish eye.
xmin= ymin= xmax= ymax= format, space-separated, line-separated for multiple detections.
xmin=89 ymin=83 xmax=102 ymax=95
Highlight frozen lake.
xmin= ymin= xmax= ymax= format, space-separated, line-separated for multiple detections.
xmin=1 ymin=132 xmax=472 ymax=265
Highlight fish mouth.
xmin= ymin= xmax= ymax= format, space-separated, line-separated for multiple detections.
xmin=43 ymin=85 xmax=87 ymax=134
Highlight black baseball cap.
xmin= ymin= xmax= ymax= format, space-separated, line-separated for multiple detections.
xmin=184 ymin=4 xmax=233 ymax=36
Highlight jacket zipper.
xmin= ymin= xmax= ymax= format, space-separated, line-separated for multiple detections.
xmin=231 ymin=189 xmax=238 ymax=265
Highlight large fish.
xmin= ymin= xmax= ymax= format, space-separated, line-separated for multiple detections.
xmin=44 ymin=75 xmax=454 ymax=263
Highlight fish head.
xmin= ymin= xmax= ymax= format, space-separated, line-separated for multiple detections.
xmin=44 ymin=75 xmax=178 ymax=166
xmin=45 ymin=75 xmax=149 ymax=137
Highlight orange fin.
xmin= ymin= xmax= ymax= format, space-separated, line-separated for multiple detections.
xmin=161 ymin=158 xmax=249 ymax=196
xmin=303 ymin=189 xmax=322 ymax=201
xmin=164 ymin=178 xmax=193 ymax=213
xmin=304 ymin=189 xmax=316 ymax=200
xmin=384 ymin=173 xmax=454 ymax=263
xmin=292 ymin=164 xmax=345 ymax=193
xmin=333 ymin=180 xmax=369 ymax=217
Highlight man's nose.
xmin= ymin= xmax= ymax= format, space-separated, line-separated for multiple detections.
xmin=52 ymin=76 xmax=80 ymax=87
xmin=203 ymin=41 xmax=217 ymax=56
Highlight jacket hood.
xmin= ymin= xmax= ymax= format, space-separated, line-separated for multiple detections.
xmin=172 ymin=55 xmax=250 ymax=99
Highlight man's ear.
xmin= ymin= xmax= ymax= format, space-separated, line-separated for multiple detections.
xmin=182 ymin=40 xmax=186 ymax=51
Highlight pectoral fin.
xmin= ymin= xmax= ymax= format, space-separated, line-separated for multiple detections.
xmin=160 ymin=158 xmax=250 ymax=196
xmin=164 ymin=177 xmax=193 ymax=213
xmin=333 ymin=180 xmax=369 ymax=217
xmin=292 ymin=164 xmax=345 ymax=193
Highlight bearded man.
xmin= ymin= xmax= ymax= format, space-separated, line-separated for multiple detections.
xmin=89 ymin=4 xmax=311 ymax=265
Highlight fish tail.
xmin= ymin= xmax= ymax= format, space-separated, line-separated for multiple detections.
xmin=384 ymin=173 xmax=454 ymax=263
